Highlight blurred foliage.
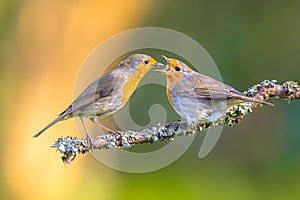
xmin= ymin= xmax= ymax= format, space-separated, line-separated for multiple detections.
xmin=1 ymin=0 xmax=300 ymax=200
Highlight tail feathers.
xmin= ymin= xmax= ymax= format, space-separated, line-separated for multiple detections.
xmin=242 ymin=96 xmax=274 ymax=107
xmin=33 ymin=114 xmax=65 ymax=138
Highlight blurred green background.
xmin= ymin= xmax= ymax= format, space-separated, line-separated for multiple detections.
xmin=1 ymin=0 xmax=300 ymax=199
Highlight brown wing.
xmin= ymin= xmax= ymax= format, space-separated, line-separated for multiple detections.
xmin=173 ymin=73 xmax=273 ymax=106
xmin=173 ymin=73 xmax=241 ymax=99
xmin=63 ymin=71 xmax=125 ymax=116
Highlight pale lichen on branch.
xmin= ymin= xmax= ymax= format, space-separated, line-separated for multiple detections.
xmin=51 ymin=80 xmax=300 ymax=164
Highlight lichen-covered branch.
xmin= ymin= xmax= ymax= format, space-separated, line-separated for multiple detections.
xmin=51 ymin=80 xmax=300 ymax=164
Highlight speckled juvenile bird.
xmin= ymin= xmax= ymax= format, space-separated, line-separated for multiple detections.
xmin=34 ymin=54 xmax=163 ymax=146
xmin=155 ymin=56 xmax=273 ymax=125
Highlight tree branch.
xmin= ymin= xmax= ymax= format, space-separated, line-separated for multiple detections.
xmin=50 ymin=80 xmax=300 ymax=164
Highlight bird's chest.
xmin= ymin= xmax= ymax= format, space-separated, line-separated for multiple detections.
xmin=120 ymin=71 xmax=144 ymax=104
xmin=166 ymin=88 xmax=174 ymax=107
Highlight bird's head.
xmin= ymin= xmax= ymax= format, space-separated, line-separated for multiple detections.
xmin=155 ymin=55 xmax=194 ymax=82
xmin=122 ymin=54 xmax=163 ymax=75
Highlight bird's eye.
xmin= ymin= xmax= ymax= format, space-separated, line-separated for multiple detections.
xmin=144 ymin=59 xmax=149 ymax=64
xmin=175 ymin=66 xmax=181 ymax=71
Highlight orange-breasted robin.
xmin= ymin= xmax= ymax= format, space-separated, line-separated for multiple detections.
xmin=34 ymin=54 xmax=163 ymax=146
xmin=155 ymin=56 xmax=273 ymax=125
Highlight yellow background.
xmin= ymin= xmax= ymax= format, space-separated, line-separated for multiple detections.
xmin=1 ymin=1 xmax=300 ymax=199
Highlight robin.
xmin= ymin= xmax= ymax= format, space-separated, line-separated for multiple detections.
xmin=34 ymin=54 xmax=163 ymax=147
xmin=155 ymin=56 xmax=273 ymax=125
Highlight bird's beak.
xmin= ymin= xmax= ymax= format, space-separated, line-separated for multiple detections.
xmin=153 ymin=62 xmax=164 ymax=68
xmin=162 ymin=55 xmax=168 ymax=61
xmin=154 ymin=55 xmax=170 ymax=74
xmin=153 ymin=69 xmax=165 ymax=73
xmin=154 ymin=66 xmax=170 ymax=74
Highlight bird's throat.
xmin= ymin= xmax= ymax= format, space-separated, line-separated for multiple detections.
xmin=120 ymin=69 xmax=150 ymax=104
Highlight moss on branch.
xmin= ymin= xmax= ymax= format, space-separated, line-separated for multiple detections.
xmin=50 ymin=80 xmax=300 ymax=164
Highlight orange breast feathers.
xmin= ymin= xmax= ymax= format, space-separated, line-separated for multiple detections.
xmin=120 ymin=65 xmax=150 ymax=104
xmin=166 ymin=88 xmax=174 ymax=107
xmin=165 ymin=76 xmax=182 ymax=108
